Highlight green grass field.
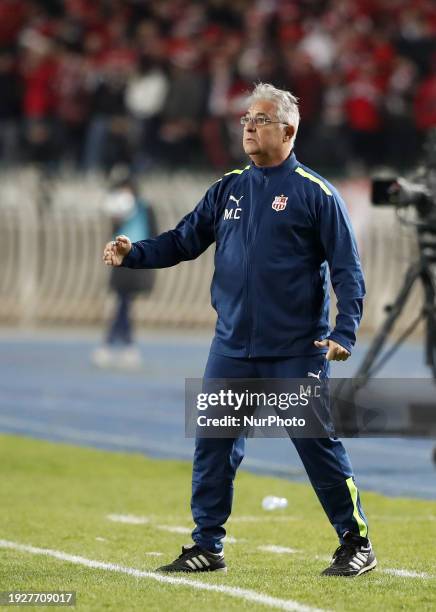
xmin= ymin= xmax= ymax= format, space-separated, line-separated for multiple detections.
xmin=0 ymin=434 xmax=435 ymax=611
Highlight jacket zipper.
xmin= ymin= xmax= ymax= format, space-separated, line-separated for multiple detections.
xmin=246 ymin=172 xmax=267 ymax=357
xmin=245 ymin=182 xmax=255 ymax=357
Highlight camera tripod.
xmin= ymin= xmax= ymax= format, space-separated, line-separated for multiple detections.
xmin=354 ymin=225 xmax=436 ymax=384
xmin=347 ymin=225 xmax=436 ymax=459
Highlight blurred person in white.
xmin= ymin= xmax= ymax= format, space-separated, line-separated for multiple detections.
xmin=125 ymin=52 xmax=169 ymax=171
xmin=92 ymin=166 xmax=157 ymax=369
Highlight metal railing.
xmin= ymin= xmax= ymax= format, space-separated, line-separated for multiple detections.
xmin=0 ymin=169 xmax=420 ymax=335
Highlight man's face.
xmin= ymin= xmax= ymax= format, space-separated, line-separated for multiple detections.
xmin=242 ymin=99 xmax=291 ymax=162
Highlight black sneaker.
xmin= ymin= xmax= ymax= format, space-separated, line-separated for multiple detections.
xmin=321 ymin=533 xmax=377 ymax=577
xmin=156 ymin=544 xmax=227 ymax=573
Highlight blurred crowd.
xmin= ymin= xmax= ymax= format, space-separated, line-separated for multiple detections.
xmin=1 ymin=0 xmax=436 ymax=174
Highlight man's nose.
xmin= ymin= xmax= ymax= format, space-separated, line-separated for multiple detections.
xmin=245 ymin=122 xmax=256 ymax=133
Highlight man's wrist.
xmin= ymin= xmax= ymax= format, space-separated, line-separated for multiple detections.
xmin=120 ymin=244 xmax=136 ymax=267
xmin=327 ymin=333 xmax=352 ymax=354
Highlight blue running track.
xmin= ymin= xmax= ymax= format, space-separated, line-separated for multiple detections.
xmin=0 ymin=329 xmax=435 ymax=500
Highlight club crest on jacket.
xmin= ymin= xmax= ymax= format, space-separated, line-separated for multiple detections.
xmin=272 ymin=195 xmax=288 ymax=211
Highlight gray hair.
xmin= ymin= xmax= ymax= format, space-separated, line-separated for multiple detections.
xmin=247 ymin=83 xmax=300 ymax=146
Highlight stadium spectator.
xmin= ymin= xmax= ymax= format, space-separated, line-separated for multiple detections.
xmin=20 ymin=29 xmax=59 ymax=167
xmin=282 ymin=48 xmax=323 ymax=163
xmin=414 ymin=69 xmax=436 ymax=133
xmin=55 ymin=43 xmax=90 ymax=168
xmin=93 ymin=165 xmax=157 ymax=369
xmin=0 ymin=0 xmax=435 ymax=173
xmin=0 ymin=49 xmax=21 ymax=166
xmin=157 ymin=40 xmax=207 ymax=167
xmin=384 ymin=56 xmax=419 ymax=169
xmin=344 ymin=60 xmax=384 ymax=168
xmin=203 ymin=37 xmax=250 ymax=168
xmin=125 ymin=20 xmax=169 ymax=170
xmin=83 ymin=60 xmax=134 ymax=171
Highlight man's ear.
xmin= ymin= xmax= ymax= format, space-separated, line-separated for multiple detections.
xmin=283 ymin=125 xmax=295 ymax=142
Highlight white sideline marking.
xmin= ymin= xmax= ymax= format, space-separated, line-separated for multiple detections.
xmin=154 ymin=525 xmax=239 ymax=544
xmin=258 ymin=546 xmax=299 ymax=554
xmin=0 ymin=539 xmax=326 ymax=612
xmin=230 ymin=516 xmax=297 ymax=523
xmin=105 ymin=513 xmax=239 ymax=543
xmin=106 ymin=514 xmax=432 ymax=576
xmin=106 ymin=514 xmax=240 ymax=543
xmin=313 ymin=555 xmax=432 ymax=579
xmin=371 ymin=515 xmax=436 ymax=522
xmin=107 ymin=514 xmax=149 ymax=525
xmin=157 ymin=525 xmax=190 ymax=534
xmin=382 ymin=568 xmax=432 ymax=579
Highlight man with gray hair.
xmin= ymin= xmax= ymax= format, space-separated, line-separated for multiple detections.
xmin=103 ymin=83 xmax=376 ymax=577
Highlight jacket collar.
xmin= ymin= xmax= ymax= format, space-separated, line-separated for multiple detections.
xmin=249 ymin=151 xmax=298 ymax=176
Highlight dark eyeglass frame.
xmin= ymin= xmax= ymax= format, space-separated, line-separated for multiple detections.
xmin=240 ymin=115 xmax=288 ymax=127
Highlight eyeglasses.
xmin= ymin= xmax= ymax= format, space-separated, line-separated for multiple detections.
xmin=240 ymin=115 xmax=286 ymax=127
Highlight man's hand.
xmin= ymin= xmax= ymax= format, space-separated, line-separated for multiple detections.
xmin=314 ymin=339 xmax=350 ymax=361
xmin=103 ymin=235 xmax=132 ymax=267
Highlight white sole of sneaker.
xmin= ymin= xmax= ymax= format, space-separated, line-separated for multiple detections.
xmin=356 ymin=558 xmax=377 ymax=577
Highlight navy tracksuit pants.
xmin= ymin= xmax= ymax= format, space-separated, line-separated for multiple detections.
xmin=191 ymin=352 xmax=369 ymax=553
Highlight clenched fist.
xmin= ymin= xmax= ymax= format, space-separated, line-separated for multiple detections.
xmin=103 ymin=235 xmax=132 ymax=266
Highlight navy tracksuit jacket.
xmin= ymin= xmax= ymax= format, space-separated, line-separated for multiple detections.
xmin=122 ymin=152 xmax=369 ymax=552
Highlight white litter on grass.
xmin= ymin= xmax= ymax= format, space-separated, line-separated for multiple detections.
xmin=144 ymin=552 xmax=164 ymax=557
xmin=95 ymin=537 xmax=107 ymax=542
xmin=0 ymin=539 xmax=327 ymax=612
xmin=106 ymin=514 xmax=149 ymax=525
xmin=258 ymin=546 xmax=299 ymax=554
xmin=382 ymin=568 xmax=432 ymax=579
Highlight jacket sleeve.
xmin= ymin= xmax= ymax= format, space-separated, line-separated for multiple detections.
xmin=121 ymin=186 xmax=217 ymax=269
xmin=317 ymin=189 xmax=366 ymax=354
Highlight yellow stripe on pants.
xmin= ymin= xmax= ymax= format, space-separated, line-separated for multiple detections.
xmin=346 ymin=477 xmax=368 ymax=538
